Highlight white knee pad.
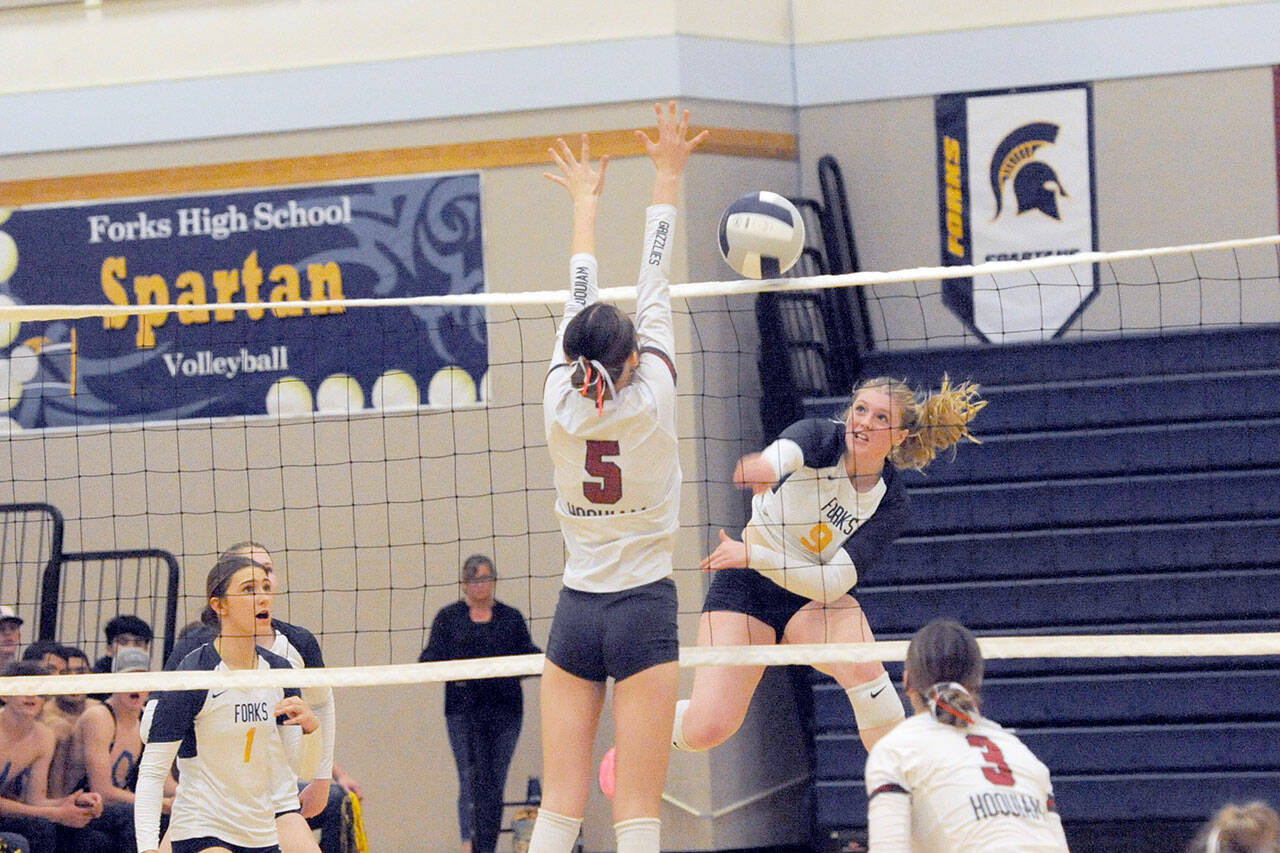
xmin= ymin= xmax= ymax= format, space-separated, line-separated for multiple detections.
xmin=528 ymin=808 xmax=582 ymax=853
xmin=845 ymin=671 xmax=905 ymax=731
xmin=615 ymin=817 xmax=661 ymax=853
xmin=671 ymin=699 xmax=703 ymax=752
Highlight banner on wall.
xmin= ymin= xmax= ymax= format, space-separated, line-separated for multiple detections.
xmin=935 ymin=83 xmax=1098 ymax=342
xmin=0 ymin=173 xmax=486 ymax=429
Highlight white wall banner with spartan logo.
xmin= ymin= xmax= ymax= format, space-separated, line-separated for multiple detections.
xmin=935 ymin=83 xmax=1098 ymax=343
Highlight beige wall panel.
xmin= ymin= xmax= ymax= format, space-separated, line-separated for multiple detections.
xmin=793 ymin=0 xmax=1264 ymax=42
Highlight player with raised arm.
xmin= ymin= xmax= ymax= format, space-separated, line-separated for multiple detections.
xmin=528 ymin=102 xmax=706 ymax=853
xmin=134 ymin=553 xmax=320 ymax=853
xmin=671 ymin=376 xmax=984 ymax=758
xmin=865 ymin=619 xmax=1069 ymax=852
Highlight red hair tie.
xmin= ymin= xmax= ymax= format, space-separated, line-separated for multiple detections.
xmin=933 ymin=697 xmax=975 ymax=726
xmin=577 ymin=360 xmax=610 ymax=416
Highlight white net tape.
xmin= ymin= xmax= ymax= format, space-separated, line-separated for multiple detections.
xmin=1 ymin=233 xmax=1276 ymax=321
xmin=11 ymin=632 xmax=1280 ymax=696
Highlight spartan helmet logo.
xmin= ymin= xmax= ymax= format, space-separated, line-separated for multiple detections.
xmin=989 ymin=122 xmax=1068 ymax=220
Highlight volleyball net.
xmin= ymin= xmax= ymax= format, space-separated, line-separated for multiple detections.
xmin=1 ymin=233 xmax=1279 ymax=684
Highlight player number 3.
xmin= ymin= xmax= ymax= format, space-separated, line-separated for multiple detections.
xmin=966 ymin=734 xmax=1015 ymax=786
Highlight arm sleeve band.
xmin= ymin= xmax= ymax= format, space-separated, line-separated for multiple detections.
xmin=759 ymin=439 xmax=804 ymax=480
xmin=867 ymin=786 xmax=913 ymax=853
xmin=551 ymin=253 xmax=598 ymax=366
xmin=633 ymin=205 xmax=677 ymax=359
xmin=301 ymin=685 xmax=336 ymax=780
xmin=134 ymin=739 xmax=179 ymax=852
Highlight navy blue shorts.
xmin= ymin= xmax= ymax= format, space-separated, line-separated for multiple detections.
xmin=172 ymin=838 xmax=280 ymax=853
xmin=546 ymin=578 xmax=678 ymax=682
xmin=703 ymin=568 xmax=815 ymax=643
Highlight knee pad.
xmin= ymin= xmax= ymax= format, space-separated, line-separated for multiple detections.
xmin=845 ymin=671 xmax=905 ymax=731
xmin=671 ymin=699 xmax=701 ymax=752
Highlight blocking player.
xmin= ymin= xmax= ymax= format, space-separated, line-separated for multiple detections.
xmin=528 ymin=102 xmax=706 ymax=853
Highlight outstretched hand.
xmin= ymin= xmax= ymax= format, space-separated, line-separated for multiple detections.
xmin=544 ymin=134 xmax=608 ymax=205
xmin=700 ymin=528 xmax=748 ymax=571
xmin=636 ymin=101 xmax=709 ymax=180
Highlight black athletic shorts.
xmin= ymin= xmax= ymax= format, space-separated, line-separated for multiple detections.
xmin=172 ymin=838 xmax=281 ymax=853
xmin=546 ymin=577 xmax=678 ymax=682
xmin=703 ymin=567 xmax=816 ymax=643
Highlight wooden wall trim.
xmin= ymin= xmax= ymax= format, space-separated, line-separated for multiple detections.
xmin=0 ymin=126 xmax=796 ymax=207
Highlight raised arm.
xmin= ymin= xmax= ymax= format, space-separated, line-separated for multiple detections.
xmin=631 ymin=102 xmax=708 ymax=358
xmin=545 ymin=134 xmax=608 ymax=362
xmin=636 ymin=101 xmax=708 ymax=207
xmin=545 ymin=133 xmax=608 ymax=257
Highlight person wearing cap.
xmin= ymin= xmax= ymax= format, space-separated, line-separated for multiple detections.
xmin=91 ymin=614 xmax=154 ymax=676
xmin=0 ymin=660 xmax=104 ymax=853
xmin=0 ymin=607 xmax=24 ymax=667
xmin=90 ymin=614 xmax=154 ymax=704
xmin=70 ymin=646 xmax=172 ymax=851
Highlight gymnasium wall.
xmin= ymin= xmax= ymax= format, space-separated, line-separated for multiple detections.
xmin=3 ymin=1 xmax=1280 ymax=850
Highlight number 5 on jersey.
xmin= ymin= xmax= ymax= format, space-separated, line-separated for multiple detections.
xmin=583 ymin=440 xmax=622 ymax=504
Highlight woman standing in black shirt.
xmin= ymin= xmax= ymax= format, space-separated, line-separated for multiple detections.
xmin=421 ymin=555 xmax=541 ymax=853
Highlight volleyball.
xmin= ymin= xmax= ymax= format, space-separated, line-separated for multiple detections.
xmin=717 ymin=191 xmax=806 ymax=279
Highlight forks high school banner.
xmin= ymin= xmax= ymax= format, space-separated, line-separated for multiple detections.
xmin=0 ymin=173 xmax=486 ymax=429
xmin=936 ymin=83 xmax=1098 ymax=343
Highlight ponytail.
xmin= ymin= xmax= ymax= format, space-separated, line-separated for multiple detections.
xmin=924 ymin=681 xmax=980 ymax=728
xmin=563 ymin=302 xmax=637 ymax=414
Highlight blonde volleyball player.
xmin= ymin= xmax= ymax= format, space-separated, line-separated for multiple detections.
xmin=673 ymin=377 xmax=984 ymax=757
xmin=529 ymin=102 xmax=706 ymax=853
xmin=135 ymin=554 xmax=319 ymax=853
xmin=865 ymin=619 xmax=1069 ymax=852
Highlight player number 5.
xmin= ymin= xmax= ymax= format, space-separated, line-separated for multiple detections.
xmin=583 ymin=440 xmax=622 ymax=504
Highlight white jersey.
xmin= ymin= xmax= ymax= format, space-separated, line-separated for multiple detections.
xmin=864 ymin=713 xmax=1069 ymax=853
xmin=543 ymin=204 xmax=681 ymax=592
xmin=745 ymin=418 xmax=910 ymax=603
xmin=134 ymin=644 xmax=303 ymax=851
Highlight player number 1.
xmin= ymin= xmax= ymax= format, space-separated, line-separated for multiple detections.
xmin=244 ymin=728 xmax=256 ymax=763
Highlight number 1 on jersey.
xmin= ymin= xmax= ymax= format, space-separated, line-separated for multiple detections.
xmin=244 ymin=727 xmax=256 ymax=763
xmin=583 ymin=440 xmax=622 ymax=504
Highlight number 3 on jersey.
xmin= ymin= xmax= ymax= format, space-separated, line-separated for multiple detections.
xmin=966 ymin=734 xmax=1015 ymax=786
xmin=583 ymin=440 xmax=622 ymax=504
